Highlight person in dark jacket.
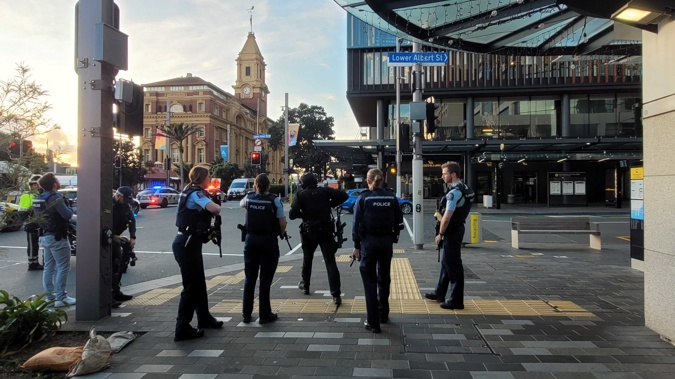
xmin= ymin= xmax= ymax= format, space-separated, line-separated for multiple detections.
xmin=289 ymin=172 xmax=348 ymax=304
xmin=240 ymin=173 xmax=287 ymax=324
xmin=32 ymin=173 xmax=76 ymax=308
xmin=172 ymin=166 xmax=223 ymax=342
xmin=352 ymin=168 xmax=403 ymax=333
xmin=111 ymin=186 xmax=137 ymax=307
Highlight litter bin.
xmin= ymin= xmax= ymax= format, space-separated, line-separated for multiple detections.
xmin=507 ymin=194 xmax=516 ymax=204
xmin=483 ymin=195 xmax=493 ymax=208
xmin=463 ymin=212 xmax=482 ymax=244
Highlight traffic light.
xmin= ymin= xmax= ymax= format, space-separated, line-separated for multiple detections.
xmin=250 ymin=151 xmax=261 ymax=165
xmin=399 ymin=123 xmax=411 ymax=153
xmin=426 ymin=101 xmax=439 ymax=134
xmin=114 ymin=155 xmax=123 ymax=169
xmin=9 ymin=140 xmax=19 ymax=156
xmin=389 ymin=164 xmax=397 ymax=175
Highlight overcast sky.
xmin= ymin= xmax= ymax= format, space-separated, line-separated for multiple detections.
xmin=0 ymin=0 xmax=358 ymax=165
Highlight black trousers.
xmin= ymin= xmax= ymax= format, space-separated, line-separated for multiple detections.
xmin=111 ymin=239 xmax=122 ymax=294
xmin=300 ymin=232 xmax=341 ymax=296
xmin=434 ymin=225 xmax=465 ymax=306
xmin=172 ymin=234 xmax=214 ymax=333
xmin=26 ymin=230 xmax=40 ymax=264
xmin=243 ymin=234 xmax=279 ymax=318
xmin=359 ymin=235 xmax=393 ymax=330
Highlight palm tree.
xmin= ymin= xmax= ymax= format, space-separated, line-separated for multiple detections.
xmin=156 ymin=122 xmax=200 ymax=188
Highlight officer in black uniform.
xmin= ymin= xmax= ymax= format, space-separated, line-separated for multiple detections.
xmin=352 ymin=168 xmax=403 ymax=333
xmin=289 ymin=172 xmax=348 ymax=304
xmin=425 ymin=161 xmax=474 ymax=310
xmin=240 ymin=173 xmax=287 ymax=324
xmin=111 ymin=186 xmax=137 ymax=307
xmin=172 ymin=166 xmax=223 ymax=342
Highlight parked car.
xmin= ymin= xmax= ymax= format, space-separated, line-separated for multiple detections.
xmin=227 ymin=178 xmax=255 ymax=200
xmin=0 ymin=202 xmax=22 ymax=232
xmin=137 ymin=186 xmax=180 ymax=208
xmin=58 ymin=188 xmax=78 ymax=213
xmin=340 ymin=188 xmax=413 ymax=215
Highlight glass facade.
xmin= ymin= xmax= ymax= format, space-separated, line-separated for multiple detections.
xmin=347 ymin=14 xmax=403 ymax=48
xmin=570 ymin=94 xmax=640 ymax=137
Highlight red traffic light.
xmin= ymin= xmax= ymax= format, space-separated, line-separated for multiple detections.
xmin=250 ymin=152 xmax=261 ymax=165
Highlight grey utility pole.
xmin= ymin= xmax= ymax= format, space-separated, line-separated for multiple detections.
xmin=412 ymin=42 xmax=424 ymax=250
xmin=395 ymin=38 xmax=402 ymax=198
xmin=165 ymin=100 xmax=171 ymax=187
xmin=75 ymin=0 xmax=127 ymax=320
xmin=284 ymin=93 xmax=289 ymax=199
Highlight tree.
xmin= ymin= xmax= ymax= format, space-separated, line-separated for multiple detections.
xmin=113 ymin=139 xmax=146 ymax=188
xmin=173 ymin=162 xmax=194 ymax=187
xmin=210 ymin=158 xmax=242 ymax=190
xmin=283 ymin=103 xmax=335 ymax=177
xmin=267 ymin=119 xmax=284 ymax=152
xmin=156 ymin=122 xmax=200 ymax=189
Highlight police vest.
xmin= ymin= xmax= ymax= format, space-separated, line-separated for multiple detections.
xmin=438 ymin=183 xmax=474 ymax=234
xmin=360 ymin=189 xmax=396 ymax=236
xmin=32 ymin=192 xmax=69 ymax=238
xmin=246 ymin=193 xmax=279 ymax=236
xmin=175 ymin=187 xmax=212 ymax=235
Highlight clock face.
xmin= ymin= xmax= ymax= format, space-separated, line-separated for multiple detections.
xmin=242 ymin=86 xmax=251 ymax=96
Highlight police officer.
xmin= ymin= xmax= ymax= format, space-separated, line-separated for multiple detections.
xmin=289 ymin=172 xmax=348 ymax=304
xmin=172 ymin=166 xmax=223 ymax=342
xmin=352 ymin=168 xmax=403 ymax=333
xmin=111 ymin=186 xmax=137 ymax=307
xmin=32 ymin=173 xmax=76 ymax=308
xmin=240 ymin=173 xmax=287 ymax=324
xmin=19 ymin=175 xmax=42 ymax=270
xmin=425 ymin=161 xmax=474 ymax=310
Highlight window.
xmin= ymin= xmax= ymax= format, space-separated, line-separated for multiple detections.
xmin=198 ymin=102 xmax=205 ymax=112
xmin=245 ymin=66 xmax=251 ymax=76
xmin=198 ymin=127 xmax=205 ymax=138
xmin=197 ymin=148 xmax=205 ymax=163
xmin=143 ymin=149 xmax=151 ymax=163
xmin=145 ymin=86 xmax=164 ymax=92
xmin=169 ymin=86 xmax=185 ymax=91
xmin=144 ymin=128 xmax=152 ymax=138
xmin=188 ymin=85 xmax=208 ymax=90
xmin=144 ymin=103 xmax=151 ymax=113
xmin=172 ymin=148 xmax=179 ymax=163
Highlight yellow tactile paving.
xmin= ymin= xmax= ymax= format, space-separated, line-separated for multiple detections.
xmin=125 ymin=287 xmax=181 ymax=306
xmin=336 ymin=254 xmax=353 ymax=263
xmin=390 ymin=258 xmax=423 ymax=300
xmin=393 ymin=248 xmax=405 ymax=254
xmin=276 ymin=265 xmax=293 ymax=273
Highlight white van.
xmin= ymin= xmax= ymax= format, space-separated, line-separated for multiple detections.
xmin=227 ymin=178 xmax=255 ymax=200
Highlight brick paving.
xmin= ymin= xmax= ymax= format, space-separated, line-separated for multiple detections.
xmin=61 ymin=206 xmax=675 ymax=379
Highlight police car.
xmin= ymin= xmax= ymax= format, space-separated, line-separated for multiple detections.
xmin=136 ymin=186 xmax=180 ymax=208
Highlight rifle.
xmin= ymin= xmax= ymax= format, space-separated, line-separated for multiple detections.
xmin=280 ymin=231 xmax=292 ymax=251
xmin=333 ymin=207 xmax=347 ymax=248
xmin=434 ymin=211 xmax=442 ymax=263
xmin=237 ymin=224 xmax=247 ymax=242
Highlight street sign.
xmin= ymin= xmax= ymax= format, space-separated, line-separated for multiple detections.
xmin=387 ymin=52 xmax=449 ymax=67
xmin=254 ymin=146 xmax=262 ymax=152
xmin=254 ymin=139 xmax=262 ymax=146
xmin=253 ymin=134 xmax=271 ymax=139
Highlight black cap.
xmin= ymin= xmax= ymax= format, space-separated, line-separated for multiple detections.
xmin=116 ymin=186 xmax=134 ymax=205
xmin=300 ymin=172 xmax=318 ymax=189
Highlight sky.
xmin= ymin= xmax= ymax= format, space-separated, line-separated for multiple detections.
xmin=0 ymin=0 xmax=359 ymax=165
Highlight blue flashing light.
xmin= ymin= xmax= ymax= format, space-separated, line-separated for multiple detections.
xmin=153 ymin=186 xmax=162 ymax=189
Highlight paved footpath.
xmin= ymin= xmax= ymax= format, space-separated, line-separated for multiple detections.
xmin=59 ymin=206 xmax=675 ymax=379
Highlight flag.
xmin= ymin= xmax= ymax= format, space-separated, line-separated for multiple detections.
xmin=155 ymin=129 xmax=166 ymax=150
xmin=288 ymin=123 xmax=300 ymax=147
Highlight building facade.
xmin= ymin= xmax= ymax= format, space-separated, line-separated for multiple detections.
xmin=140 ymin=32 xmax=282 ymax=185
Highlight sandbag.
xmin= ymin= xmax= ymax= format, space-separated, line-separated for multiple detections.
xmin=106 ymin=331 xmax=136 ymax=353
xmin=20 ymin=346 xmax=84 ymax=372
xmin=66 ymin=327 xmax=111 ymax=378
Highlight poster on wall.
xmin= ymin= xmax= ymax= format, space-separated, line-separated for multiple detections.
xmin=562 ymin=181 xmax=574 ymax=195
xmin=550 ymin=181 xmax=561 ymax=195
xmin=574 ymin=181 xmax=586 ymax=195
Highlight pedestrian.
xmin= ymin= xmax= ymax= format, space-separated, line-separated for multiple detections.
xmin=352 ymin=168 xmax=403 ymax=333
xmin=32 ymin=173 xmax=76 ymax=308
xmin=111 ymin=186 xmax=137 ymax=308
xmin=240 ymin=173 xmax=287 ymax=324
xmin=19 ymin=175 xmax=43 ymax=271
xmin=289 ymin=172 xmax=348 ymax=304
xmin=172 ymin=166 xmax=223 ymax=342
xmin=425 ymin=161 xmax=474 ymax=310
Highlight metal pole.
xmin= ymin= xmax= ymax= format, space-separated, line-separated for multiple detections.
xmin=284 ymin=93 xmax=289 ymax=200
xmin=75 ymin=0 xmax=116 ymax=320
xmin=165 ymin=100 xmax=171 ymax=187
xmin=412 ymin=41 xmax=424 ymax=250
xmin=118 ymin=130 xmax=122 ymax=188
xmin=395 ymin=38 xmax=402 ymax=198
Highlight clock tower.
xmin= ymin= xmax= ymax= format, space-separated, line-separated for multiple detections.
xmin=234 ymin=32 xmax=269 ymax=117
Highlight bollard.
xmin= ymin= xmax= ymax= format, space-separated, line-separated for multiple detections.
xmin=462 ymin=212 xmax=482 ymax=244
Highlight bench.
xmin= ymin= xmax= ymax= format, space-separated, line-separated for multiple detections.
xmin=511 ymin=216 xmax=601 ymax=250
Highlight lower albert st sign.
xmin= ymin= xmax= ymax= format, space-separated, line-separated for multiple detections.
xmin=388 ymin=52 xmax=449 ymax=67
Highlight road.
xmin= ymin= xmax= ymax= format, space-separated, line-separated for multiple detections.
xmin=0 ymin=201 xmax=629 ymax=301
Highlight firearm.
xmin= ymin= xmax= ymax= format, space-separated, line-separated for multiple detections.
xmin=280 ymin=231 xmax=292 ymax=251
xmin=434 ymin=211 xmax=442 ymax=263
xmin=210 ymin=193 xmax=223 ymax=258
xmin=237 ymin=224 xmax=247 ymax=242
xmin=350 ymin=254 xmax=358 ymax=267
xmin=333 ymin=207 xmax=347 ymax=248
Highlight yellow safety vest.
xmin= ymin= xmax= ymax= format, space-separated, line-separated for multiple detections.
xmin=18 ymin=192 xmax=36 ymax=212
